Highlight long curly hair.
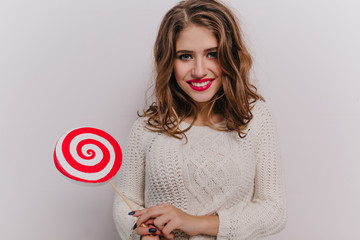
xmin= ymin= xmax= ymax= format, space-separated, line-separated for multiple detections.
xmin=140 ymin=0 xmax=263 ymax=139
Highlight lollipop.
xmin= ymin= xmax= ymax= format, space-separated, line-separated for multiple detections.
xmin=54 ymin=127 xmax=134 ymax=211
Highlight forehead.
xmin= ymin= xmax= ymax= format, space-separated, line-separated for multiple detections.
xmin=176 ymin=25 xmax=218 ymax=51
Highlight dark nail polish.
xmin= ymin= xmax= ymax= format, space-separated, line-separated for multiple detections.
xmin=149 ymin=228 xmax=157 ymax=233
xmin=132 ymin=223 xmax=137 ymax=230
xmin=128 ymin=211 xmax=135 ymax=215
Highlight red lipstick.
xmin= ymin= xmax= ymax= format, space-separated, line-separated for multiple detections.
xmin=186 ymin=78 xmax=215 ymax=91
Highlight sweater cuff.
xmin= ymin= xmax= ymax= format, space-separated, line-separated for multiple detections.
xmin=216 ymin=209 xmax=233 ymax=239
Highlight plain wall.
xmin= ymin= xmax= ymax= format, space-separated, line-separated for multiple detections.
xmin=1 ymin=0 xmax=359 ymax=239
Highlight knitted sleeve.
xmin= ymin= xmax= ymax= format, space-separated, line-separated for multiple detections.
xmin=113 ymin=118 xmax=147 ymax=240
xmin=216 ymin=101 xmax=287 ymax=240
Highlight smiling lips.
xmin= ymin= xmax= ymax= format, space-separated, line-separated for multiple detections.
xmin=186 ymin=78 xmax=215 ymax=91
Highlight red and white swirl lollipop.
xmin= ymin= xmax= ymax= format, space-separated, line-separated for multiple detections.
xmin=54 ymin=127 xmax=122 ymax=183
xmin=54 ymin=127 xmax=134 ymax=211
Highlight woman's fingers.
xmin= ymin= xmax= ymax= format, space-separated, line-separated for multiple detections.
xmin=144 ymin=218 xmax=155 ymax=226
xmin=141 ymin=235 xmax=160 ymax=240
xmin=153 ymin=214 xmax=172 ymax=231
xmin=161 ymin=219 xmax=177 ymax=240
xmin=135 ymin=204 xmax=171 ymax=226
xmin=130 ymin=203 xmax=182 ymax=238
xmin=132 ymin=203 xmax=170 ymax=217
xmin=135 ymin=224 xmax=161 ymax=236
xmin=144 ymin=219 xmax=162 ymax=234
xmin=129 ymin=211 xmax=162 ymax=235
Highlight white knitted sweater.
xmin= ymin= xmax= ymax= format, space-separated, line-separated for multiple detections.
xmin=113 ymin=101 xmax=287 ymax=240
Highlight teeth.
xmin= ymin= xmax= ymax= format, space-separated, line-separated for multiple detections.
xmin=190 ymin=80 xmax=211 ymax=87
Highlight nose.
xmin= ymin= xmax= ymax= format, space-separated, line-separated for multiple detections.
xmin=191 ymin=57 xmax=207 ymax=79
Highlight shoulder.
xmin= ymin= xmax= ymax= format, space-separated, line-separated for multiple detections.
xmin=251 ymin=100 xmax=272 ymax=117
xmin=125 ymin=117 xmax=156 ymax=152
xmin=249 ymin=100 xmax=277 ymax=130
xmin=126 ymin=117 xmax=151 ymax=142
xmin=128 ymin=116 xmax=159 ymax=143
xmin=130 ymin=116 xmax=148 ymax=131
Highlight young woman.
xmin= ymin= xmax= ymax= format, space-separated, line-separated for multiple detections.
xmin=113 ymin=0 xmax=287 ymax=239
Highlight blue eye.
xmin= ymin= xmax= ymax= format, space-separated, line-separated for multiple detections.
xmin=179 ymin=54 xmax=192 ymax=60
xmin=207 ymin=52 xmax=217 ymax=58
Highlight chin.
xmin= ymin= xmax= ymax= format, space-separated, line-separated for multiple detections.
xmin=189 ymin=95 xmax=214 ymax=106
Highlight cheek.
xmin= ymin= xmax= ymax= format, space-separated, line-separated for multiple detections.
xmin=174 ymin=62 xmax=186 ymax=82
xmin=212 ymin=62 xmax=223 ymax=76
xmin=218 ymin=67 xmax=223 ymax=76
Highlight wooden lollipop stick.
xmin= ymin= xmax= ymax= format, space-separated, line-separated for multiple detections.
xmin=109 ymin=180 xmax=134 ymax=212
xmin=109 ymin=180 xmax=148 ymax=228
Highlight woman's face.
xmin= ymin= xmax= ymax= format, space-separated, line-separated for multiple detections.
xmin=174 ymin=25 xmax=222 ymax=107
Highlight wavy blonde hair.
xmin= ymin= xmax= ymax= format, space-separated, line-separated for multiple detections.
xmin=140 ymin=0 xmax=263 ymax=139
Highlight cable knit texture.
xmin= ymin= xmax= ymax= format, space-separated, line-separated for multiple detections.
xmin=113 ymin=100 xmax=287 ymax=240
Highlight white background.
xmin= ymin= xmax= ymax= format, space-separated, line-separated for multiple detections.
xmin=1 ymin=0 xmax=359 ymax=239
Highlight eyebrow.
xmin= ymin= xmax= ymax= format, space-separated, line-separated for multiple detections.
xmin=176 ymin=47 xmax=218 ymax=54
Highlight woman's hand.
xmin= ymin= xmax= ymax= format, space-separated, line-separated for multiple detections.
xmin=134 ymin=219 xmax=161 ymax=239
xmin=132 ymin=203 xmax=219 ymax=239
xmin=141 ymin=236 xmax=160 ymax=240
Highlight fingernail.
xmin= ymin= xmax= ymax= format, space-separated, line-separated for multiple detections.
xmin=128 ymin=211 xmax=135 ymax=215
xmin=149 ymin=228 xmax=157 ymax=233
xmin=132 ymin=223 xmax=137 ymax=230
